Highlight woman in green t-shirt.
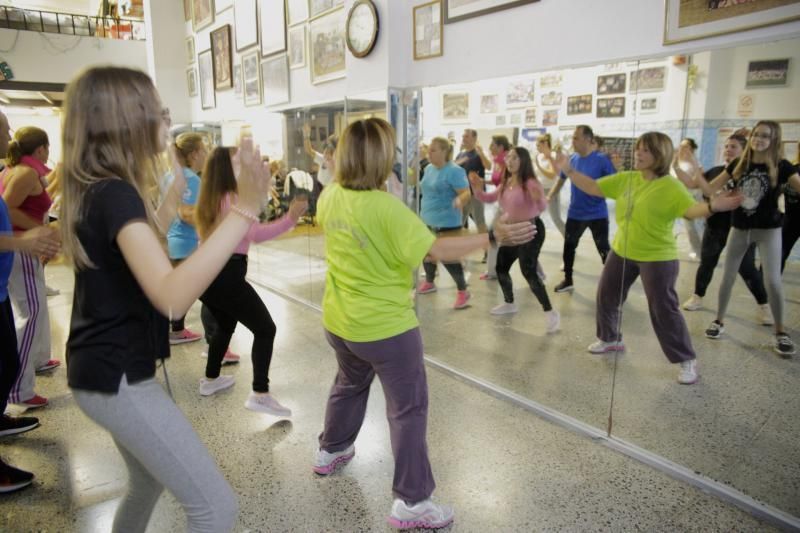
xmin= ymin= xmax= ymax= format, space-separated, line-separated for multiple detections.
xmin=556 ymin=131 xmax=743 ymax=384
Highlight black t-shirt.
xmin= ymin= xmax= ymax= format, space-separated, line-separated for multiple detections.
xmin=703 ymin=165 xmax=733 ymax=232
xmin=784 ymin=163 xmax=800 ymax=214
xmin=67 ymin=180 xmax=169 ymax=393
xmin=726 ymin=158 xmax=796 ymax=229
xmin=455 ymin=149 xmax=485 ymax=192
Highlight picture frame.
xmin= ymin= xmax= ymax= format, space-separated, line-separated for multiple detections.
xmin=198 ymin=49 xmax=216 ymax=110
xmin=638 ymin=96 xmax=659 ymax=114
xmin=540 ymin=90 xmax=562 ymax=106
xmin=480 ymin=94 xmax=498 ymax=114
xmin=233 ymin=63 xmax=242 ymax=97
xmin=524 ymin=107 xmax=536 ymax=126
xmin=309 ymin=8 xmax=346 ymax=84
xmin=216 ymin=0 xmax=233 ymax=13
xmin=663 ymin=0 xmax=800 ymax=44
xmin=288 ymin=25 xmax=306 ymax=69
xmin=539 ymin=73 xmax=562 ymax=88
xmin=509 ymin=113 xmax=521 ymax=125
xmin=183 ymin=0 xmax=191 ymax=22
xmin=441 ymin=92 xmax=469 ymax=123
xmin=746 ymin=59 xmax=790 ymax=88
xmin=505 ymin=78 xmax=535 ymax=108
xmin=192 ymin=0 xmax=214 ymax=31
xmin=597 ymin=73 xmax=626 ymax=95
xmin=310 ymin=0 xmax=345 ymax=19
xmin=286 ymin=0 xmax=309 ymax=25
xmin=542 ymin=109 xmax=558 ymax=127
xmin=444 ymin=0 xmax=539 ymax=24
xmin=413 ymin=0 xmax=443 ymax=61
xmin=566 ymin=94 xmax=592 ymax=115
xmin=262 ymin=54 xmax=290 ymax=107
xmin=629 ymin=66 xmax=666 ymax=93
xmin=186 ymin=67 xmax=198 ymax=97
xmin=597 ymin=96 xmax=625 ymax=118
xmin=210 ymin=25 xmax=233 ymax=90
xmin=234 ymin=0 xmax=258 ymax=52
xmin=185 ymin=36 xmax=195 ymax=64
xmin=260 ymin=0 xmax=286 ymax=57
xmin=495 ymin=114 xmax=506 ymax=126
xmin=242 ymin=50 xmax=262 ymax=106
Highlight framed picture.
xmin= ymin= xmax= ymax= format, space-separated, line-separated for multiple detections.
xmin=210 ymin=25 xmax=233 ymax=90
xmin=287 ymin=0 xmax=309 ymax=25
xmin=186 ymin=67 xmax=198 ymax=97
xmin=542 ymin=109 xmax=558 ymax=126
xmin=597 ymin=96 xmax=625 ymax=118
xmin=509 ymin=113 xmax=521 ymax=125
xmin=539 ymin=73 xmax=562 ymax=88
xmin=233 ymin=63 xmax=242 ymax=97
xmin=524 ymin=107 xmax=536 ymax=126
xmin=234 ymin=0 xmax=258 ymax=51
xmin=413 ymin=0 xmax=443 ymax=61
xmin=597 ymin=73 xmax=626 ymax=95
xmin=185 ymin=36 xmax=195 ymax=64
xmin=198 ymin=50 xmax=216 ymax=109
xmin=480 ymin=94 xmax=498 ymax=114
xmin=309 ymin=8 xmax=346 ymax=84
xmin=183 ymin=0 xmax=191 ymax=22
xmin=260 ymin=0 xmax=286 ymax=57
xmin=310 ymin=0 xmax=345 ymax=19
xmin=444 ymin=0 xmax=539 ymax=24
xmin=288 ymin=25 xmax=306 ymax=69
xmin=630 ymin=66 xmax=666 ymax=92
xmin=495 ymin=114 xmax=506 ymax=126
xmin=216 ymin=0 xmax=233 ymax=13
xmin=192 ymin=0 xmax=214 ymax=31
xmin=242 ymin=50 xmax=262 ymax=106
xmin=639 ymin=96 xmax=659 ymax=114
xmin=262 ymin=54 xmax=290 ymax=107
xmin=567 ymin=94 xmax=592 ymax=115
xmin=663 ymin=0 xmax=800 ymax=44
xmin=746 ymin=59 xmax=790 ymax=88
xmin=506 ymin=78 xmax=535 ymax=108
xmin=441 ymin=92 xmax=469 ymax=123
xmin=540 ymin=91 xmax=562 ymax=106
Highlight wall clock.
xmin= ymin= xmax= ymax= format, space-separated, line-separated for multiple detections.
xmin=345 ymin=0 xmax=379 ymax=58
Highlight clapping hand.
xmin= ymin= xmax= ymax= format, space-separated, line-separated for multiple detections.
xmin=232 ymin=136 xmax=270 ymax=215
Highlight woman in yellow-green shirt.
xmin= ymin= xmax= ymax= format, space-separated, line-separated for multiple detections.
xmin=556 ymin=131 xmax=743 ymax=385
xmin=312 ymin=118 xmax=535 ymax=530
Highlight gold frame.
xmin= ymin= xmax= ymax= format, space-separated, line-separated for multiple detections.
xmin=413 ymin=0 xmax=443 ymax=61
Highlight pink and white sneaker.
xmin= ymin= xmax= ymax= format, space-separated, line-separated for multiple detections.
xmin=312 ymin=444 xmax=355 ymax=475
xmin=35 ymin=359 xmax=60 ymax=373
xmin=169 ymin=328 xmax=203 ymax=345
xmin=387 ymin=498 xmax=454 ymax=530
xmin=200 ymin=346 xmax=241 ymax=365
xmin=453 ymin=290 xmax=470 ymax=309
xmin=417 ymin=281 xmax=437 ymax=294
xmin=15 ymin=394 xmax=48 ymax=410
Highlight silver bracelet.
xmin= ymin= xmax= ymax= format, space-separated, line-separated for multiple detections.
xmin=230 ymin=204 xmax=259 ymax=223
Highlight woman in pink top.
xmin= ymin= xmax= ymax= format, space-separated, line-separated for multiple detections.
xmin=194 ymin=147 xmax=307 ymax=416
xmin=0 ymin=126 xmax=60 ymax=409
xmin=479 ymin=135 xmax=511 ymax=281
xmin=470 ymin=146 xmax=560 ymax=333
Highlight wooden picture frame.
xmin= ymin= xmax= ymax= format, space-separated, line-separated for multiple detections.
xmin=597 ymin=73 xmax=627 ymax=95
xmin=309 ymin=8 xmax=346 ymax=84
xmin=210 ymin=25 xmax=233 ymax=90
xmin=444 ymin=0 xmax=538 ymax=24
xmin=260 ymin=0 xmax=286 ymax=57
xmin=198 ymin=49 xmax=216 ymax=109
xmin=186 ymin=67 xmax=198 ymax=97
xmin=234 ymin=0 xmax=258 ymax=51
xmin=242 ymin=50 xmax=262 ymax=106
xmin=192 ymin=0 xmax=214 ymax=32
xmin=413 ymin=0 xmax=443 ymax=61
xmin=441 ymin=92 xmax=469 ymax=123
xmin=288 ymin=25 xmax=306 ymax=69
xmin=566 ymin=94 xmax=592 ymax=115
xmin=663 ymin=0 xmax=800 ymax=44
xmin=597 ymin=96 xmax=625 ymax=118
xmin=262 ymin=54 xmax=290 ymax=107
xmin=746 ymin=59 xmax=790 ymax=88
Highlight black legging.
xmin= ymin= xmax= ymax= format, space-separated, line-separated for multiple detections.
xmin=0 ymin=299 xmax=20 ymax=414
xmin=496 ymin=218 xmax=552 ymax=311
xmin=169 ymin=257 xmax=219 ymax=336
xmin=781 ymin=206 xmax=800 ymax=273
xmin=694 ymin=218 xmax=767 ymax=304
xmin=422 ymin=225 xmax=467 ymax=290
xmin=200 ymin=255 xmax=277 ymax=393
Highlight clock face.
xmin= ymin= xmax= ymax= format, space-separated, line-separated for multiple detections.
xmin=347 ymin=1 xmax=377 ymax=56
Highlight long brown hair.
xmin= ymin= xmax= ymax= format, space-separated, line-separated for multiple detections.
xmin=195 ymin=146 xmax=237 ymax=239
xmin=732 ymin=120 xmax=782 ymax=187
xmin=501 ymin=146 xmax=537 ymax=197
xmin=59 ymin=66 xmax=164 ymax=269
xmin=6 ymin=126 xmax=48 ymax=167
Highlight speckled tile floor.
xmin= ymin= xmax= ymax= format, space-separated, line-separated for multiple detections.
xmin=0 ymin=259 xmax=788 ymax=532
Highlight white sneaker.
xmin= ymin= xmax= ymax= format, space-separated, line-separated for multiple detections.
xmin=682 ymin=294 xmax=703 ymax=311
xmin=198 ymin=375 xmax=235 ymax=396
xmin=312 ymin=444 xmax=355 ymax=475
xmin=757 ymin=304 xmax=774 ymax=326
xmin=587 ymin=339 xmax=625 ymax=354
xmin=678 ymin=359 xmax=698 ymax=384
xmin=387 ymin=498 xmax=454 ymax=530
xmin=244 ymin=392 xmax=292 ymax=417
xmin=545 ymin=309 xmax=560 ymax=333
xmin=490 ymin=302 xmax=518 ymax=315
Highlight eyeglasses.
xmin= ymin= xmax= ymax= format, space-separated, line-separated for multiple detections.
xmin=752 ymin=132 xmax=771 ymax=139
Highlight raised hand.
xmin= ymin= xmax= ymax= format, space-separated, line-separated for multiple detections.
xmin=287 ymin=196 xmax=309 ymax=222
xmin=233 ymin=136 xmax=269 ymax=215
xmin=167 ymin=143 xmax=186 ymax=192
xmin=553 ymin=149 xmax=571 ymax=174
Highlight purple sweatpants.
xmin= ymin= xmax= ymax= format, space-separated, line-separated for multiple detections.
xmin=319 ymin=327 xmax=435 ymax=503
xmin=596 ymin=251 xmax=696 ymax=364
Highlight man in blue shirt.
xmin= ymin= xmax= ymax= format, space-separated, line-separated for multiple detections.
xmin=547 ymin=125 xmax=616 ymax=292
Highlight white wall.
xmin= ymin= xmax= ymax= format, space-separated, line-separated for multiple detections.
xmin=146 ymin=0 xmax=191 ymax=123
xmin=0 ymin=28 xmax=147 ymax=83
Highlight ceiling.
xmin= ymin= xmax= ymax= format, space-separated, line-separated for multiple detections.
xmin=0 ymin=82 xmax=65 ymax=109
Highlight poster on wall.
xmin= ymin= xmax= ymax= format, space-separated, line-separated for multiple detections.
xmin=444 ymin=0 xmax=539 ymax=24
xmin=542 ymin=109 xmax=558 ymax=126
xmin=597 ymin=97 xmax=625 ymax=118
xmin=442 ymin=92 xmax=469 ymax=122
xmin=198 ymin=49 xmax=215 ymax=109
xmin=186 ymin=67 xmax=198 ymax=97
xmin=638 ymin=96 xmax=658 ymax=114
xmin=480 ymin=94 xmax=498 ymax=114
xmin=262 ymin=54 xmax=290 ymax=107
xmin=510 ymin=113 xmax=522 ymax=125
xmin=260 ymin=0 xmax=286 ymax=57
xmin=539 ymin=73 xmax=562 ymax=88
xmin=310 ymin=0 xmax=345 ymax=19
xmin=540 ymin=91 xmax=562 ymax=106
xmin=524 ymin=108 xmax=536 ymax=126
xmin=211 ymin=25 xmax=233 ymax=90
xmin=566 ymin=94 xmax=592 ymax=115
xmin=597 ymin=73 xmax=626 ymax=95
xmin=309 ymin=8 xmax=346 ymax=84
xmin=288 ymin=25 xmax=306 ymax=69
xmin=746 ymin=59 xmax=790 ymax=87
xmin=629 ymin=66 xmax=666 ymax=92
xmin=413 ymin=0 xmax=443 ymax=60
xmin=506 ymin=79 xmax=535 ymax=107
xmin=495 ymin=114 xmax=507 ymax=126
xmin=192 ymin=0 xmax=214 ymax=31
xmin=186 ymin=37 xmax=195 ymax=64
xmin=287 ymin=0 xmax=309 ymax=24
xmin=233 ymin=63 xmax=242 ymax=97
xmin=242 ymin=50 xmax=262 ymax=106
xmin=234 ymin=0 xmax=258 ymax=51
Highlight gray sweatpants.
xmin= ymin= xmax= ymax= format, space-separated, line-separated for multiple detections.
xmin=717 ymin=227 xmax=783 ymax=327
xmin=73 ymin=376 xmax=237 ymax=533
